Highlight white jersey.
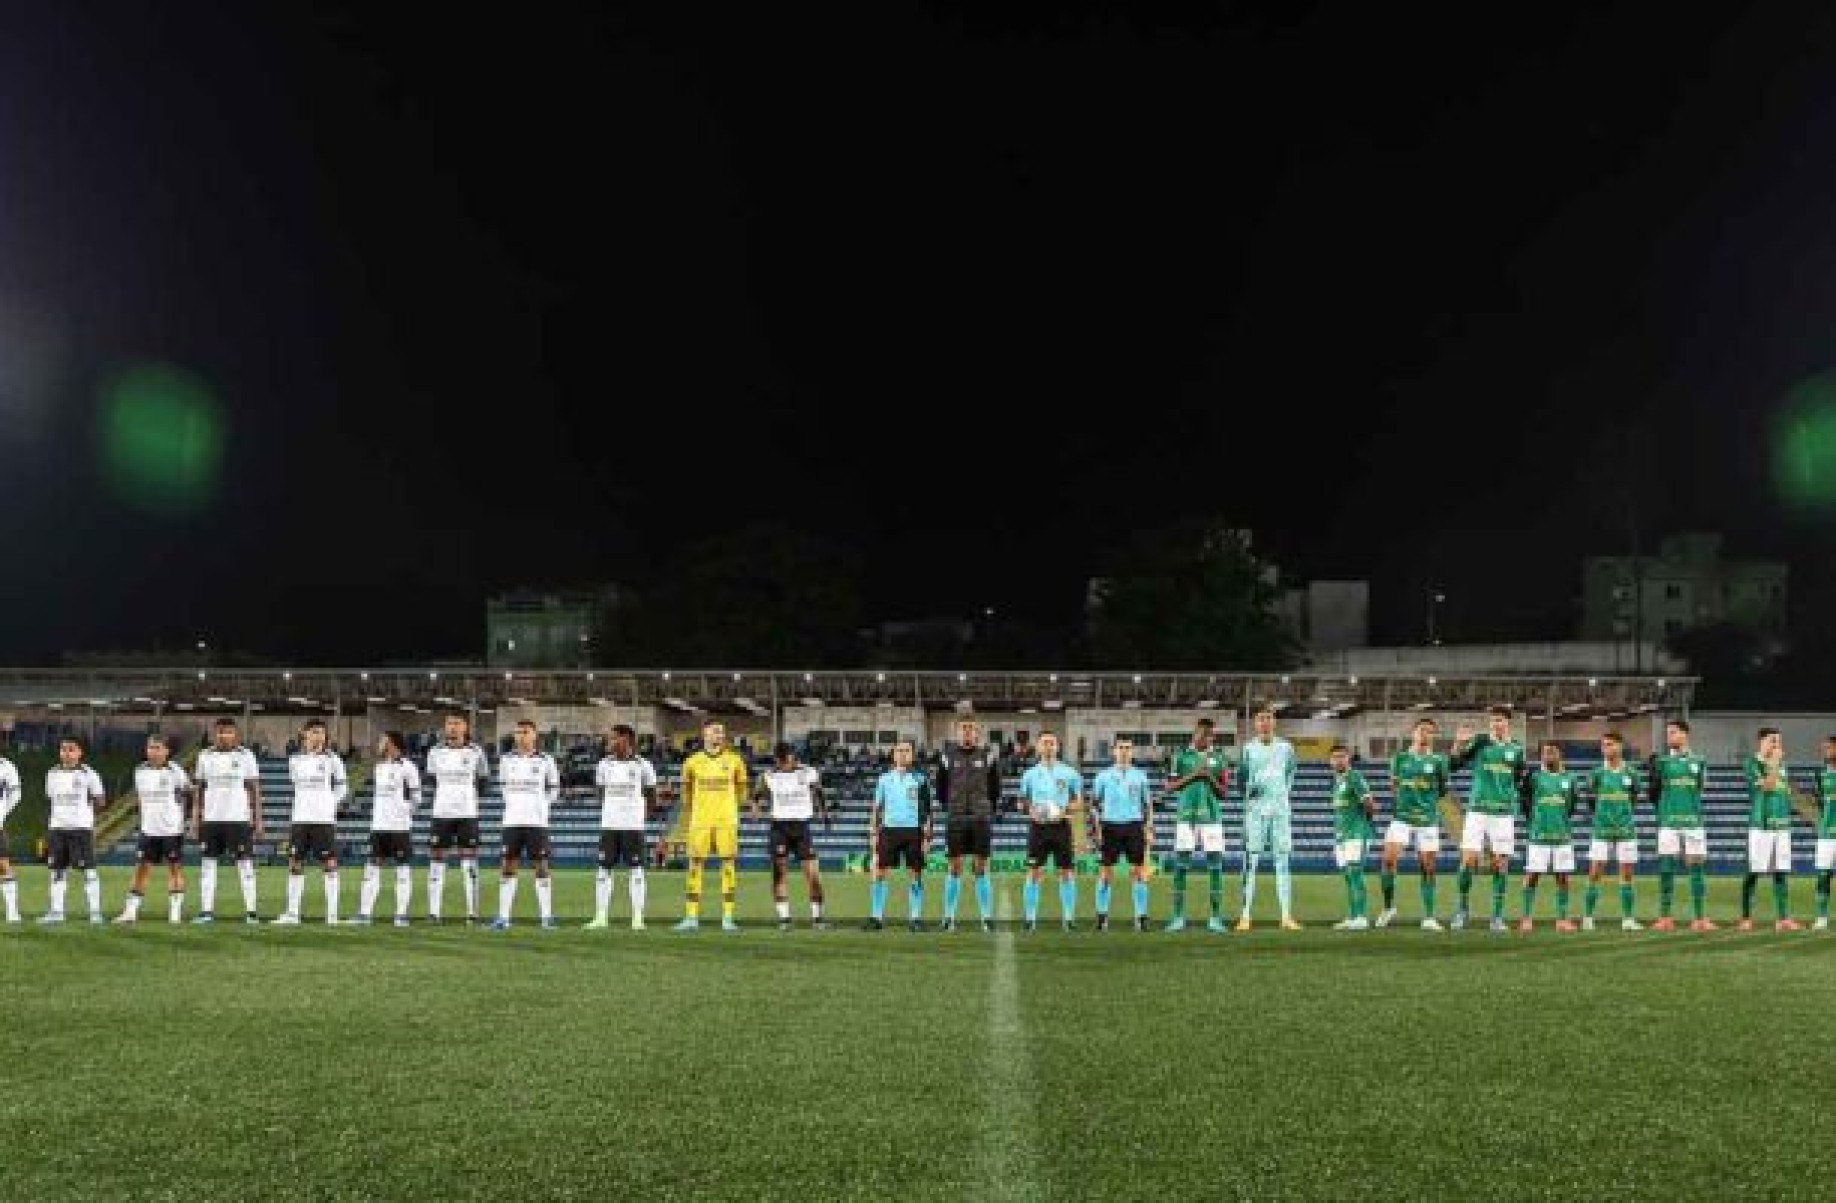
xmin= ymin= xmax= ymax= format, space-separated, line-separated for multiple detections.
xmin=499 ymin=751 xmax=560 ymax=828
xmin=288 ymin=751 xmax=348 ymax=825
xmin=0 ymin=757 xmax=20 ymax=828
xmin=196 ymin=747 xmax=262 ymax=823
xmin=134 ymin=763 xmax=191 ymax=838
xmin=761 ymin=766 xmax=821 ymax=821
xmin=427 ymin=743 xmax=490 ymax=819
xmin=46 ymin=765 xmax=105 ymax=831
xmin=596 ymin=756 xmax=658 ymax=830
xmin=370 ymin=757 xmax=422 ymax=833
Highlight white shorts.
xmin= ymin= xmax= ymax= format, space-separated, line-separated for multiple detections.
xmin=1524 ymin=844 xmax=1576 ymax=874
xmin=1333 ymin=839 xmax=1367 ymax=868
xmin=1656 ymin=827 xmax=1708 ymax=858
xmin=1748 ymin=830 xmax=1792 ymax=874
xmin=1460 ymin=813 xmax=1515 ymax=858
xmin=1588 ymin=840 xmax=1639 ymax=866
xmin=1174 ymin=822 xmax=1225 ymax=855
xmin=1383 ymin=821 xmax=1440 ymax=854
xmin=1816 ymin=838 xmax=1836 ymax=872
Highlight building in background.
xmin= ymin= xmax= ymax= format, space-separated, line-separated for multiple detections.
xmin=1279 ymin=580 xmax=1369 ymax=654
xmin=487 ymin=588 xmax=617 ymax=669
xmin=1581 ymin=533 xmax=1788 ymax=643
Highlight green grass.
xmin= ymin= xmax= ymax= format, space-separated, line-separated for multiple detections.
xmin=1 ymin=868 xmax=1833 ymax=1200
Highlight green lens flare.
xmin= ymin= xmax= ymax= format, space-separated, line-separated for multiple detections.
xmin=99 ymin=363 xmax=224 ymax=515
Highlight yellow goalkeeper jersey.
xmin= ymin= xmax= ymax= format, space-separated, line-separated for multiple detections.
xmin=681 ymin=749 xmax=747 ymax=828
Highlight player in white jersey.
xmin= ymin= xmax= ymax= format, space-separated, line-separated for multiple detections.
xmin=586 ymin=723 xmax=658 ymax=930
xmin=115 ymin=734 xmax=192 ymax=924
xmin=492 ymin=720 xmax=561 ymax=931
xmin=750 ymin=741 xmax=830 ymax=931
xmin=356 ymin=730 xmax=421 ymax=927
xmin=0 ymin=749 xmax=21 ymax=921
xmin=276 ymin=720 xmax=349 ymax=926
xmin=41 ymin=736 xmax=108 ymax=924
xmin=425 ymin=712 xmax=490 ymax=924
xmin=190 ymin=717 xmax=264 ymax=924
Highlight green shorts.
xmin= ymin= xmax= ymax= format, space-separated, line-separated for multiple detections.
xmin=1244 ymin=804 xmax=1292 ymax=856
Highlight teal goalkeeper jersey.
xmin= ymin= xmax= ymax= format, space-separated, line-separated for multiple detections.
xmin=1388 ymin=750 xmax=1449 ymax=827
xmin=1819 ymin=767 xmax=1836 ymax=839
xmin=1586 ymin=764 xmax=1639 ymax=843
xmin=1744 ymin=756 xmax=1794 ymax=832
xmin=1525 ymin=769 xmax=1579 ymax=845
xmin=1238 ymin=737 xmax=1296 ymax=808
xmin=1648 ymin=751 xmax=1707 ymax=828
xmin=1453 ymin=733 xmax=1525 ymax=816
xmin=1167 ymin=745 xmax=1229 ymax=824
xmin=1331 ymin=769 xmax=1374 ymax=841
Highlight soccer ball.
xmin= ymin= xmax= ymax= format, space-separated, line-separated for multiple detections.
xmin=1030 ymin=801 xmax=1065 ymax=824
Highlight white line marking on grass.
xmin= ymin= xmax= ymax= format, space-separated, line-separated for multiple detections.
xmin=984 ymin=881 xmax=1043 ymax=1202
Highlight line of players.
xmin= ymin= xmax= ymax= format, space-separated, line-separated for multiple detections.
xmin=2 ymin=706 xmax=1833 ymax=932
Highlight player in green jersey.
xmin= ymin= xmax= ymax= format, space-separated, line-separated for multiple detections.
xmin=1328 ymin=744 xmax=1376 ymax=931
xmin=1814 ymin=736 xmax=1836 ymax=930
xmin=1450 ymin=706 xmax=1528 ymax=932
xmin=1648 ymin=719 xmax=1716 ymax=932
xmin=1581 ymin=732 xmax=1643 ymax=931
xmin=1739 ymin=727 xmax=1801 ymax=932
xmin=1518 ymin=742 xmax=1580 ymax=933
xmin=1164 ymin=717 xmax=1230 ymax=933
xmin=1377 ymin=717 xmax=1450 ymax=932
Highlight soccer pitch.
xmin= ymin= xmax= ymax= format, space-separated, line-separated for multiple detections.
xmin=2 ymin=868 xmax=1832 ymax=1201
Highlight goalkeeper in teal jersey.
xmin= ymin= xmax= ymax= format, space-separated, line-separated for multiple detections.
xmin=1378 ymin=717 xmax=1451 ymax=931
xmin=1236 ymin=706 xmax=1300 ymax=931
xmin=1163 ymin=718 xmax=1231 ymax=933
xmin=1814 ymin=736 xmax=1836 ymax=930
xmin=1648 ymin=719 xmax=1715 ymax=932
xmin=1450 ymin=707 xmax=1528 ymax=933
xmin=1581 ymin=732 xmax=1643 ymax=931
xmin=1328 ymin=744 xmax=1376 ymax=931
xmin=1518 ymin=742 xmax=1581 ymax=933
xmin=1739 ymin=727 xmax=1801 ymax=932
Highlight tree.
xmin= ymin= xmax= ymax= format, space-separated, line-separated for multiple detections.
xmin=1086 ymin=521 xmax=1299 ymax=671
xmin=600 ymin=523 xmax=864 ymax=667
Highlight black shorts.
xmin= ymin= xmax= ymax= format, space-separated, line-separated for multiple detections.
xmin=46 ymin=829 xmax=96 ymax=872
xmin=769 ymin=820 xmax=816 ymax=863
xmin=501 ymin=825 xmax=550 ymax=861
xmin=945 ymin=819 xmax=993 ymax=859
xmin=598 ymin=830 xmax=647 ymax=868
xmin=200 ymin=821 xmax=253 ymax=859
xmin=137 ymin=834 xmax=185 ymax=865
xmin=369 ymin=831 xmax=414 ymax=863
xmin=429 ymin=818 xmax=480 ymax=852
xmin=290 ymin=823 xmax=339 ymax=863
xmin=877 ymin=829 xmax=927 ymax=872
xmin=1099 ymin=821 xmax=1146 ymax=867
xmin=1026 ymin=822 xmax=1074 ymax=870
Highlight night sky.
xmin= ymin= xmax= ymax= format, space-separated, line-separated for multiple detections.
xmin=6 ymin=3 xmax=1836 ymax=664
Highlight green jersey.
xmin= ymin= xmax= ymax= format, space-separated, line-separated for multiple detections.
xmin=1388 ymin=749 xmax=1449 ymax=827
xmin=1744 ymin=756 xmax=1793 ymax=832
xmin=1331 ymin=768 xmax=1375 ymax=842
xmin=1819 ymin=767 xmax=1836 ymax=839
xmin=1647 ymin=750 xmax=1707 ymax=828
xmin=1167 ymin=744 xmax=1229 ymax=824
xmin=1525 ymin=769 xmax=1580 ymax=845
xmin=1452 ymin=733 xmax=1526 ymax=816
xmin=1586 ymin=763 xmax=1640 ymax=842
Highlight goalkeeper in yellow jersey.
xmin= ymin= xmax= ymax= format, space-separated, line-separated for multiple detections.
xmin=674 ymin=720 xmax=749 ymax=932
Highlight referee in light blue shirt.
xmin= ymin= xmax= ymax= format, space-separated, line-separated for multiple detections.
xmin=1090 ymin=739 xmax=1153 ymax=931
xmin=868 ymin=741 xmax=932 ymax=931
xmin=1017 ymin=733 xmax=1083 ymax=931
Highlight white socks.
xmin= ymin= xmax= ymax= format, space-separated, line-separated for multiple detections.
xmin=595 ymin=869 xmax=612 ymax=920
xmin=535 ymin=875 xmax=552 ymax=921
xmin=461 ymin=859 xmax=479 ymax=917
xmin=286 ymin=872 xmax=305 ymax=917
xmin=629 ymin=867 xmax=646 ymax=918
xmin=83 ymin=870 xmax=100 ymax=917
xmin=360 ymin=865 xmax=381 ymax=918
xmin=1 ymin=875 xmax=17 ymax=920
xmin=200 ymin=859 xmax=219 ymax=914
xmin=168 ymin=890 xmax=183 ymax=923
xmin=323 ymin=871 xmax=339 ymax=923
xmin=236 ymin=859 xmax=257 ymax=916
xmin=394 ymin=865 xmax=411 ymax=918
xmin=498 ymin=875 xmax=518 ymax=921
xmin=49 ymin=873 xmax=67 ymax=915
xmin=427 ymin=861 xmax=446 ymax=917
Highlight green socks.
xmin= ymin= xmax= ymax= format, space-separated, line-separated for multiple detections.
xmin=1344 ymin=866 xmax=1367 ymax=917
xmin=1658 ymin=856 xmax=1677 ymax=917
xmin=1521 ymin=880 xmax=1536 ymax=919
xmin=1741 ymin=872 xmax=1758 ymax=919
xmin=1172 ymin=853 xmax=1189 ymax=920
xmin=1772 ymin=872 xmax=1790 ymax=919
xmin=1457 ymin=864 xmax=1474 ymax=908
xmin=1490 ymin=871 xmax=1508 ymax=918
xmin=1819 ymin=871 xmax=1832 ymax=919
xmin=1207 ymin=853 xmax=1225 ymax=918
xmin=1380 ymin=870 xmax=1396 ymax=908
xmin=1688 ymin=864 xmax=1707 ymax=919
xmin=1619 ymin=882 xmax=1635 ymax=918
xmin=1583 ymin=883 xmax=1600 ymax=918
xmin=1420 ymin=875 xmax=1437 ymax=916
xmin=1556 ymin=883 xmax=1570 ymax=920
